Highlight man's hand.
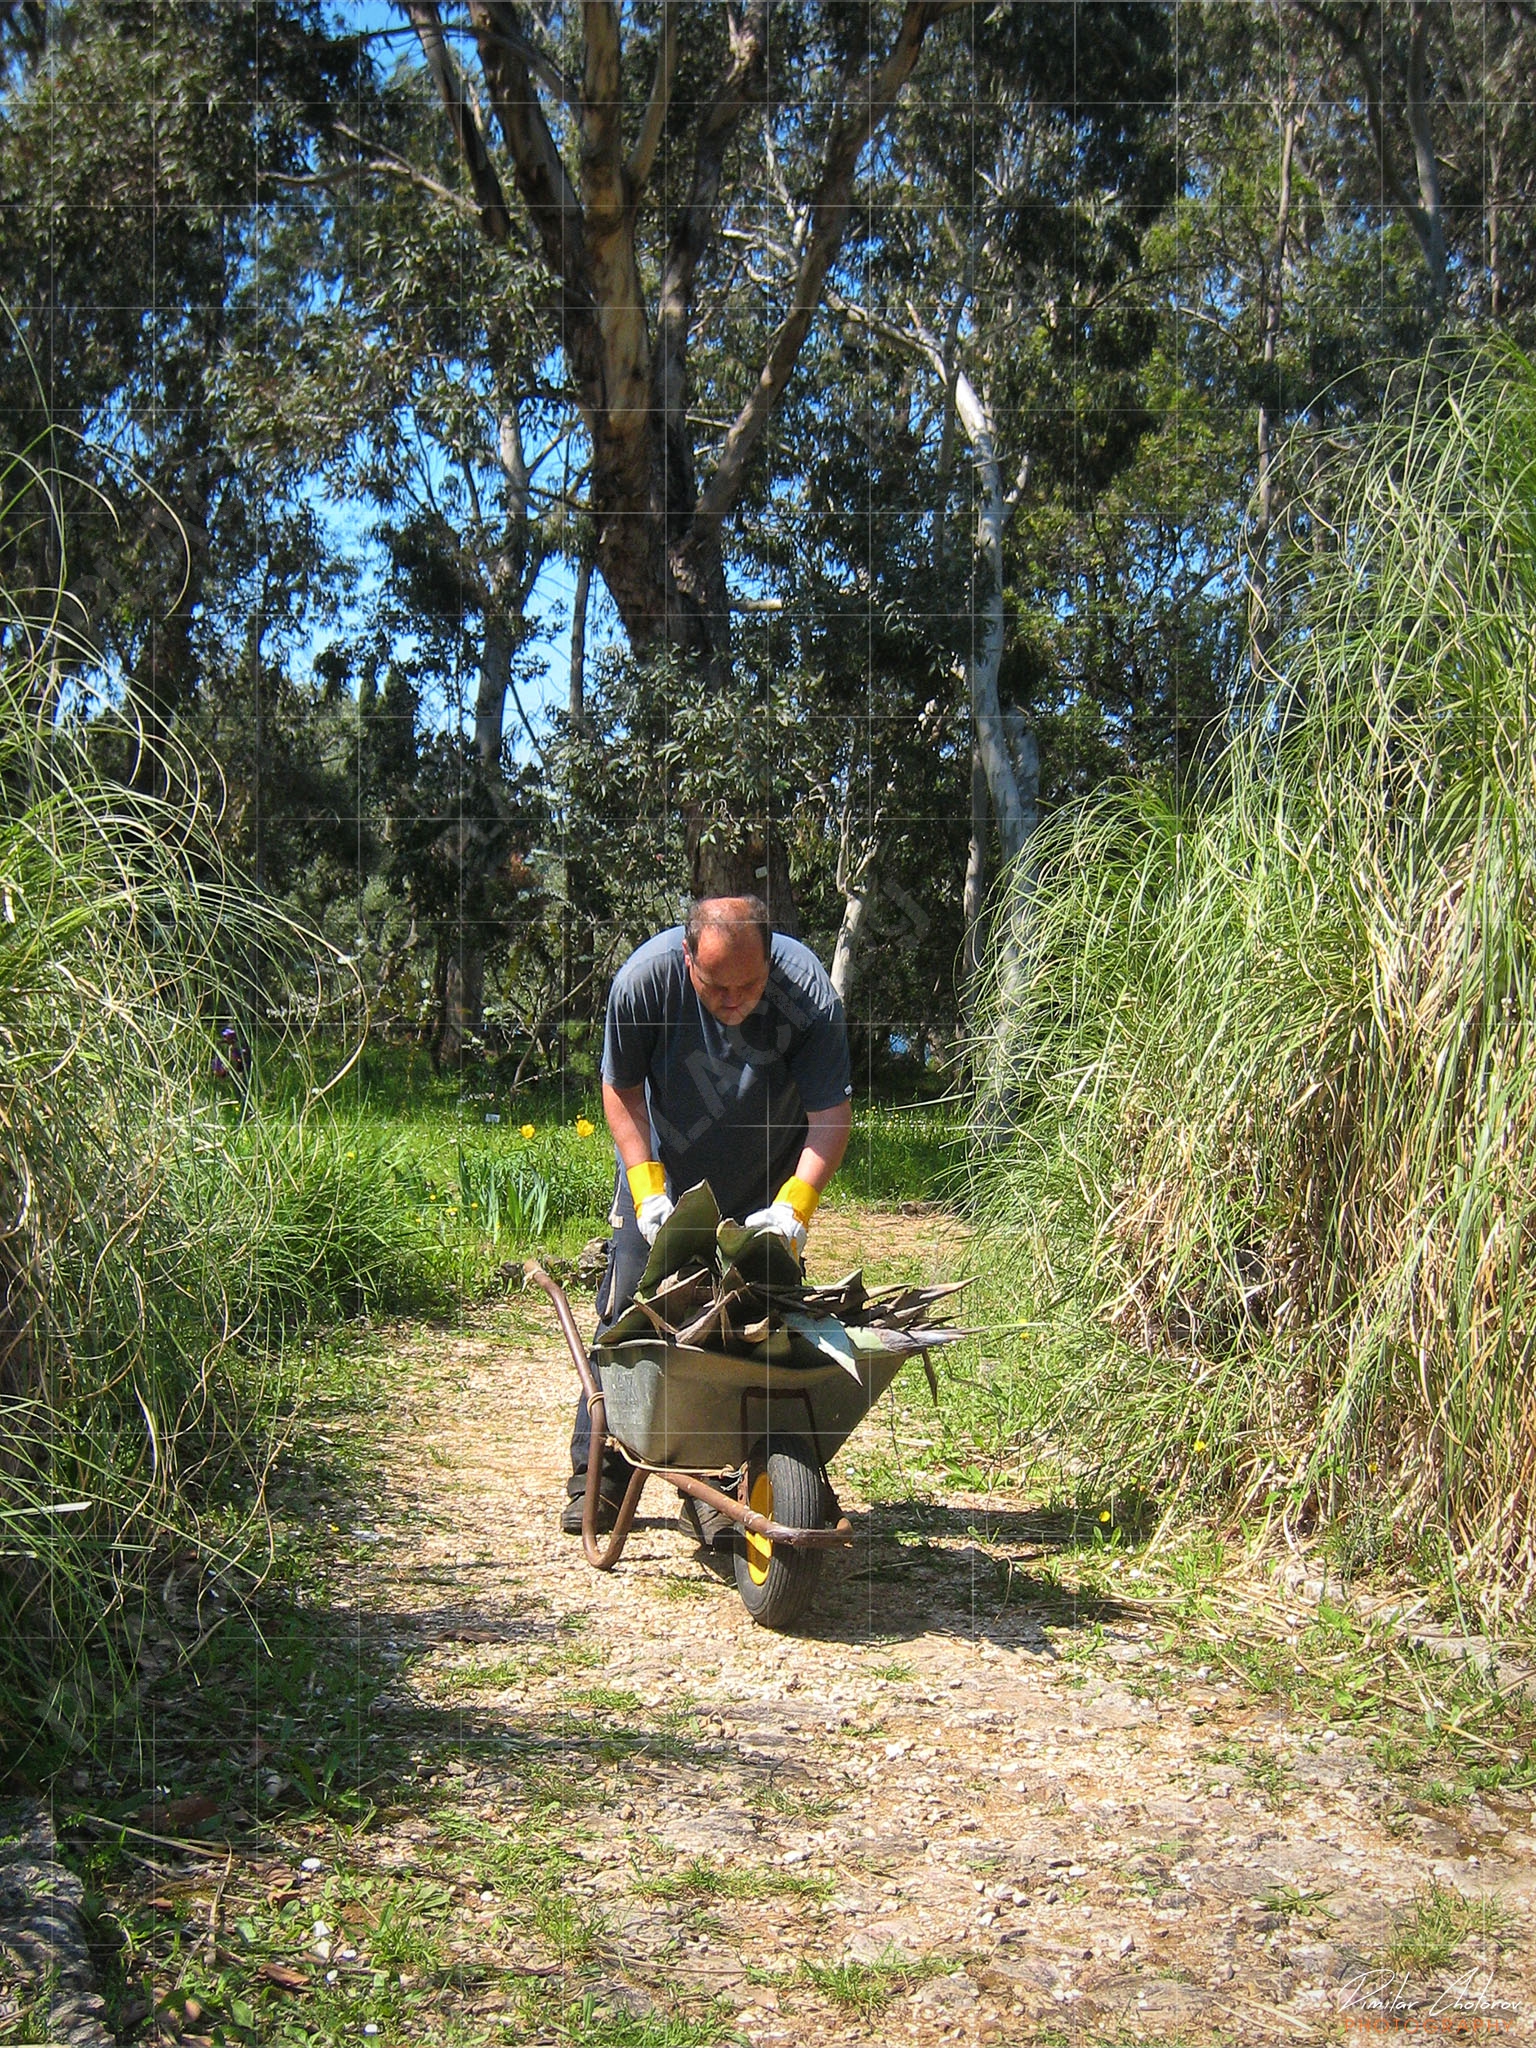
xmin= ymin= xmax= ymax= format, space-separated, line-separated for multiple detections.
xmin=636 ymin=1192 xmax=675 ymax=1244
xmin=743 ymin=1201 xmax=808 ymax=1257
xmin=624 ymin=1159 xmax=673 ymax=1243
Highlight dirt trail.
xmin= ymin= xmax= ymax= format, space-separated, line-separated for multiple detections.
xmin=345 ymin=1207 xmax=1536 ymax=2046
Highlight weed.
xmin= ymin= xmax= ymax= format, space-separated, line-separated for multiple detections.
xmin=1382 ymin=1882 xmax=1516 ymax=1975
xmin=368 ymin=1886 xmax=452 ymax=1972
xmin=635 ymin=1856 xmax=832 ymax=1905
xmin=800 ymin=1948 xmax=946 ymax=2018
xmin=565 ymin=1685 xmax=644 ymax=1714
xmin=1261 ymin=1882 xmax=1333 ymax=1920
xmin=547 ymin=1992 xmax=735 ymax=2046
xmin=655 ymin=1572 xmax=713 ymax=1601
xmin=750 ymin=1786 xmax=842 ymax=1823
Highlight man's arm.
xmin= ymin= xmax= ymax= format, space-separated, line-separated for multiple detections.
xmin=601 ymin=1081 xmax=654 ymax=1171
xmin=745 ymin=1100 xmax=853 ymax=1253
xmin=792 ymin=1100 xmax=852 ymax=1196
xmin=603 ymin=1080 xmax=676 ymax=1243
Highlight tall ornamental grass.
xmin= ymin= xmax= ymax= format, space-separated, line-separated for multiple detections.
xmin=0 ymin=461 xmax=446 ymax=1763
xmin=974 ymin=344 xmax=1536 ymax=1615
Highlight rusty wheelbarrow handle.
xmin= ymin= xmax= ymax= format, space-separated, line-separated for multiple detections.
xmin=523 ymin=1260 xmax=854 ymax=1565
xmin=525 ymin=1259 xmax=647 ymax=1569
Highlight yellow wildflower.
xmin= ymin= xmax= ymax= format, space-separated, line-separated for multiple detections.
xmin=575 ymin=1116 xmax=596 ymax=1138
xmin=1194 ymin=1439 xmax=1208 ymax=1453
xmin=1098 ymin=1509 xmax=1111 ymax=1523
xmin=520 ymin=1122 xmax=536 ymax=1140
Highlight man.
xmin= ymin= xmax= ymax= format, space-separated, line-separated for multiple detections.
xmin=563 ymin=893 xmax=852 ymax=1534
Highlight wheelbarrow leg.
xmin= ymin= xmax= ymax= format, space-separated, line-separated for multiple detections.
xmin=584 ymin=1448 xmax=648 ymax=1570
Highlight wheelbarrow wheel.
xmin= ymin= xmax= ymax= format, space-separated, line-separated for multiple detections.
xmin=733 ymin=1433 xmax=826 ymax=1630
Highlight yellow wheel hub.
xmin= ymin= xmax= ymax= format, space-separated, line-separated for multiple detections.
xmin=745 ymin=1470 xmax=774 ymax=1585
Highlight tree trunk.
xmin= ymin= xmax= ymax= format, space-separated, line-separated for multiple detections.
xmin=1404 ymin=1 xmax=1448 ymax=307
xmin=685 ymin=813 xmax=800 ymax=937
xmin=830 ymin=882 xmax=871 ymax=1008
xmin=569 ymin=550 xmax=591 ymax=729
xmin=1002 ymin=710 xmax=1038 ymax=847
xmin=962 ymin=736 xmax=989 ymax=997
xmin=953 ymin=370 xmax=1033 ymax=864
xmin=433 ymin=940 xmax=487 ymax=1070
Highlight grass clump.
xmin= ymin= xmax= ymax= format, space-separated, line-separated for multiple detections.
xmin=800 ymin=1948 xmax=946 ymax=2018
xmin=972 ymin=341 xmax=1536 ymax=1618
xmin=1382 ymin=1881 xmax=1516 ymax=1975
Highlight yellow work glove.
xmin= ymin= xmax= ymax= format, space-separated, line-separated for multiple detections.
xmin=743 ymin=1176 xmax=819 ymax=1257
xmin=627 ymin=1160 xmax=673 ymax=1244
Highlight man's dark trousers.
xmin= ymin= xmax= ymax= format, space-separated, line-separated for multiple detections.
xmin=568 ymin=1209 xmax=650 ymax=1490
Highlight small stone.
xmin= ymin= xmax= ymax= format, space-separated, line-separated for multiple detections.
xmin=300 ymin=1857 xmax=324 ymax=1872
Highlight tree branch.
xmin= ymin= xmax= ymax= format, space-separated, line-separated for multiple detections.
xmin=466 ymin=13 xmax=580 ymax=108
xmin=695 ymin=1 xmax=951 ymax=529
xmin=652 ymin=0 xmax=770 ymax=530
xmin=628 ymin=0 xmax=676 ymax=192
xmin=403 ymin=2 xmax=513 ymax=242
xmin=467 ymin=0 xmax=589 ymax=300
xmin=1294 ymin=1 xmax=1406 ymax=208
xmin=580 ymin=0 xmax=626 ymax=212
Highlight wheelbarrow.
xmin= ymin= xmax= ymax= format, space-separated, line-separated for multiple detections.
xmin=526 ymin=1187 xmax=967 ymax=1630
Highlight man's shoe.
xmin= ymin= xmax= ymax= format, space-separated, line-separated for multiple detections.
xmin=561 ymin=1474 xmax=622 ymax=1536
xmin=680 ymin=1490 xmax=739 ymax=1551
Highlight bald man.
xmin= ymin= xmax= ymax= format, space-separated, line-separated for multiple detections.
xmin=563 ymin=894 xmax=852 ymax=1534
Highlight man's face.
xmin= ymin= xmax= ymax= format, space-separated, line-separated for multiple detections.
xmin=685 ymin=920 xmax=770 ymax=1027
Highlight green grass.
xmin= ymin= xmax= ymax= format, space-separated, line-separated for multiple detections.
xmin=799 ymin=1949 xmax=947 ymax=2018
xmin=634 ymin=1854 xmax=831 ymax=1905
xmin=828 ymin=1100 xmax=966 ymax=1207
xmin=1382 ymin=1881 xmax=1517 ymax=1975
xmin=969 ymin=340 xmax=1536 ymax=1620
xmin=309 ymin=1047 xmax=962 ymax=1297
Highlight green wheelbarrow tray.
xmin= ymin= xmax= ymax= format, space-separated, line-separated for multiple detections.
xmin=590 ymin=1326 xmax=914 ymax=1473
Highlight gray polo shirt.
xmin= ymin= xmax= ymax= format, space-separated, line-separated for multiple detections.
xmin=601 ymin=927 xmax=851 ymax=1221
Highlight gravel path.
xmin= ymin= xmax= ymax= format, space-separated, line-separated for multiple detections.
xmin=342 ymin=1207 xmax=1536 ymax=2046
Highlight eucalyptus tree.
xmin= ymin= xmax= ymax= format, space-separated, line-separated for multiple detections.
xmin=218 ymin=70 xmax=571 ymax=1057
xmin=299 ymin=0 xmax=962 ymax=915
xmin=0 ymin=0 xmax=356 ymax=786
xmin=783 ymin=3 xmax=1177 ymax=988
xmin=1294 ymin=0 xmax=1536 ymax=321
xmin=394 ymin=1 xmax=958 ymax=662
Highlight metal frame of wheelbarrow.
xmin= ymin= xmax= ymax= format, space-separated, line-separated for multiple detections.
xmin=525 ymin=1261 xmax=856 ymax=1572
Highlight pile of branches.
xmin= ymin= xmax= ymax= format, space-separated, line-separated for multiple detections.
xmin=607 ymin=1217 xmax=970 ymax=1364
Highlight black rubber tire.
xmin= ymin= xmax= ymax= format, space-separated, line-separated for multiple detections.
xmin=732 ymin=1432 xmax=826 ymax=1630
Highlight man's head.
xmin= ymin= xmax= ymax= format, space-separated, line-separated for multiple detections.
xmin=683 ymin=895 xmax=771 ymax=1026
